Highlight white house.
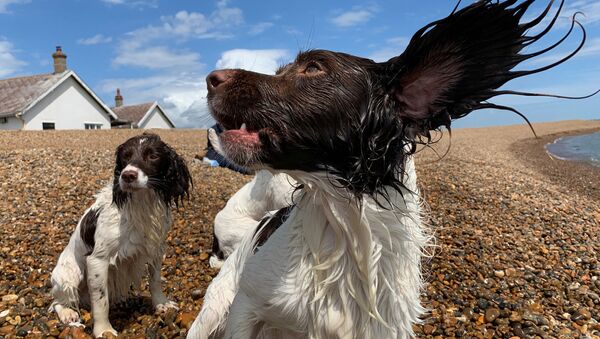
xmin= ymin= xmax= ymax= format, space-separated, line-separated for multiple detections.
xmin=111 ymin=89 xmax=175 ymax=129
xmin=0 ymin=47 xmax=118 ymax=130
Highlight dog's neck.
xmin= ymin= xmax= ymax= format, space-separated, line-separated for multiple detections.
xmin=283 ymin=157 xmax=428 ymax=337
xmin=119 ymin=189 xmax=170 ymax=248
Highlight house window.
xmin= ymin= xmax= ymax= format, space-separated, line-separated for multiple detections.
xmin=42 ymin=122 xmax=55 ymax=130
xmin=84 ymin=123 xmax=102 ymax=130
xmin=0 ymin=117 xmax=7 ymax=124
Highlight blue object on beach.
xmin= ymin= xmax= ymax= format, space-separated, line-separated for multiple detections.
xmin=202 ymin=157 xmax=220 ymax=167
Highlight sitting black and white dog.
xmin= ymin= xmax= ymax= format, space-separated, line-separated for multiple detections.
xmin=50 ymin=133 xmax=192 ymax=338
xmin=188 ymin=1 xmax=590 ymax=338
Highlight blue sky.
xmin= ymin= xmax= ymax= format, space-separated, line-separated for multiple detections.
xmin=0 ymin=0 xmax=599 ymax=128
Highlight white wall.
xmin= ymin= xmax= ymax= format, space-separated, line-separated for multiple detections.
xmin=23 ymin=77 xmax=112 ymax=130
xmin=140 ymin=107 xmax=173 ymax=129
xmin=0 ymin=116 xmax=23 ymax=130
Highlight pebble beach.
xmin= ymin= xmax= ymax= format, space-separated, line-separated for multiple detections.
xmin=0 ymin=120 xmax=599 ymax=338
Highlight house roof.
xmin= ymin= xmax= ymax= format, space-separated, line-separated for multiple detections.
xmin=112 ymin=102 xmax=175 ymax=128
xmin=112 ymin=102 xmax=155 ymax=125
xmin=0 ymin=73 xmax=64 ymax=118
xmin=0 ymin=71 xmax=118 ymax=120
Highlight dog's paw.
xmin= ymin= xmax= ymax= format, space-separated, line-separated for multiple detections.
xmin=155 ymin=300 xmax=179 ymax=313
xmin=68 ymin=322 xmax=86 ymax=328
xmin=209 ymin=255 xmax=224 ymax=269
xmin=93 ymin=324 xmax=118 ymax=338
xmin=55 ymin=305 xmax=81 ymax=324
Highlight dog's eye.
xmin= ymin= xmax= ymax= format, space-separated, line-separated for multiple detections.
xmin=148 ymin=153 xmax=160 ymax=161
xmin=303 ymin=62 xmax=323 ymax=75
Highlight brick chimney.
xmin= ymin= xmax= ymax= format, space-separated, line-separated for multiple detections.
xmin=115 ymin=88 xmax=123 ymax=107
xmin=52 ymin=46 xmax=67 ymax=74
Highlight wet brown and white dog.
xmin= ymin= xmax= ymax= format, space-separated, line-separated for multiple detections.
xmin=50 ymin=133 xmax=191 ymax=338
xmin=188 ymin=1 xmax=592 ymax=338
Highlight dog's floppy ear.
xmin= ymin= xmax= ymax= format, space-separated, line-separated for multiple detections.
xmin=164 ymin=145 xmax=192 ymax=207
xmin=112 ymin=142 xmax=130 ymax=208
xmin=381 ymin=0 xmax=590 ymax=137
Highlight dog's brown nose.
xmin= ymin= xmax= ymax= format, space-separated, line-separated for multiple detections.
xmin=121 ymin=170 xmax=138 ymax=183
xmin=207 ymin=70 xmax=234 ymax=92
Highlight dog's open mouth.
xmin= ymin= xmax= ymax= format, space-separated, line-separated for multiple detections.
xmin=211 ymin=117 xmax=273 ymax=167
xmin=219 ymin=123 xmax=261 ymax=148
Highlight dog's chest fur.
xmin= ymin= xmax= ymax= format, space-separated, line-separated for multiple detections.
xmin=239 ymin=157 xmax=428 ymax=338
xmin=88 ymin=186 xmax=171 ymax=300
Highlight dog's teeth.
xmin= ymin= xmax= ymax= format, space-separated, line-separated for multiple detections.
xmin=240 ymin=123 xmax=247 ymax=130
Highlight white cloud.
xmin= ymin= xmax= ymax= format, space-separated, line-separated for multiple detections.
xmin=564 ymin=0 xmax=600 ymax=26
xmin=216 ymin=49 xmax=291 ymax=74
xmin=124 ymin=3 xmax=243 ymax=48
xmin=115 ymin=2 xmax=244 ymax=71
xmin=157 ymin=8 xmax=242 ymax=40
xmin=102 ymin=1 xmax=253 ymax=128
xmin=78 ymin=34 xmax=113 ymax=45
xmin=0 ymin=38 xmax=26 ymax=77
xmin=249 ymin=22 xmax=274 ymax=35
xmin=0 ymin=0 xmax=29 ymax=13
xmin=99 ymin=72 xmax=210 ymax=128
xmin=100 ymin=0 xmax=158 ymax=8
xmin=527 ymin=37 xmax=600 ymax=65
xmin=368 ymin=37 xmax=409 ymax=62
xmin=525 ymin=0 xmax=600 ymax=29
xmin=331 ymin=8 xmax=375 ymax=28
xmin=112 ymin=1 xmax=243 ymax=71
xmin=579 ymin=37 xmax=600 ymax=56
xmin=113 ymin=46 xmax=202 ymax=70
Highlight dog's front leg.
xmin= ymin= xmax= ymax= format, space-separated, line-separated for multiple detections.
xmin=86 ymin=256 xmax=117 ymax=338
xmin=187 ymin=248 xmax=243 ymax=339
xmin=149 ymin=259 xmax=178 ymax=312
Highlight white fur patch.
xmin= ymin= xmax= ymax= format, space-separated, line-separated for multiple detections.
xmin=120 ymin=164 xmax=148 ymax=188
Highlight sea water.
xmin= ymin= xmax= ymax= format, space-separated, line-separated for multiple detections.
xmin=545 ymin=131 xmax=600 ymax=167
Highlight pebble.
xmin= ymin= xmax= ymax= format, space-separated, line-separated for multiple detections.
xmin=572 ymin=308 xmax=592 ymax=325
xmin=485 ymin=308 xmax=500 ymax=323
xmin=177 ymin=312 xmax=197 ymax=329
xmin=509 ymin=311 xmax=522 ymax=322
xmin=1 ymin=294 xmax=18 ymax=302
xmin=422 ymin=324 xmax=435 ymax=335
xmin=8 ymin=315 xmax=21 ymax=326
xmin=15 ymin=325 xmax=30 ymax=337
xmin=558 ymin=327 xmax=572 ymax=338
xmin=0 ymin=325 xmax=15 ymax=335
xmin=191 ymin=289 xmax=204 ymax=300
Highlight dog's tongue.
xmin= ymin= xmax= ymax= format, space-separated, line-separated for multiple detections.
xmin=220 ymin=128 xmax=260 ymax=147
